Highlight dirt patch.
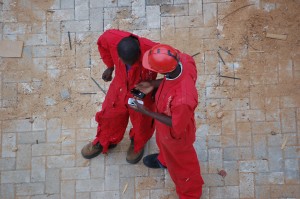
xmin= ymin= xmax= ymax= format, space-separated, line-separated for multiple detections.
xmin=0 ymin=0 xmax=101 ymax=125
xmin=202 ymin=0 xmax=299 ymax=123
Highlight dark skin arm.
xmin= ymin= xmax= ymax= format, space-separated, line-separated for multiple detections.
xmin=102 ymin=67 xmax=114 ymax=82
xmin=129 ymin=99 xmax=172 ymax=127
xmin=131 ymin=79 xmax=172 ymax=126
xmin=134 ymin=79 xmax=163 ymax=95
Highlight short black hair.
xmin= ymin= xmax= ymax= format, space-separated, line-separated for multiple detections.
xmin=117 ymin=36 xmax=141 ymax=65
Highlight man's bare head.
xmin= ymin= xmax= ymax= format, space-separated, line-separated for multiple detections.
xmin=117 ymin=36 xmax=141 ymax=65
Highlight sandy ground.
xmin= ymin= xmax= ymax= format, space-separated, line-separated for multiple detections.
xmin=0 ymin=0 xmax=299 ymax=198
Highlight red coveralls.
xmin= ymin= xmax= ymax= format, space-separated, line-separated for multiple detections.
xmin=93 ymin=29 xmax=158 ymax=153
xmin=155 ymin=53 xmax=204 ymax=198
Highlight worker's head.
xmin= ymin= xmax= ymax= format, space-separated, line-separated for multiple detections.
xmin=142 ymin=44 xmax=179 ymax=74
xmin=117 ymin=36 xmax=141 ymax=65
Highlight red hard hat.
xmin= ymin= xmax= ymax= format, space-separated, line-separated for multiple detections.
xmin=142 ymin=44 xmax=179 ymax=73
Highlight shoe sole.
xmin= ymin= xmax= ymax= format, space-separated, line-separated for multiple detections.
xmin=81 ymin=150 xmax=102 ymax=159
xmin=126 ymin=149 xmax=144 ymax=164
xmin=81 ymin=144 xmax=118 ymax=159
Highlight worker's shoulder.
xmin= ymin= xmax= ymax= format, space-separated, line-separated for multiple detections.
xmin=139 ymin=37 xmax=159 ymax=49
xmin=102 ymin=29 xmax=131 ymax=37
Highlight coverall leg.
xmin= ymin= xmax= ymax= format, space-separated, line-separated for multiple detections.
xmin=156 ymin=133 xmax=204 ymax=199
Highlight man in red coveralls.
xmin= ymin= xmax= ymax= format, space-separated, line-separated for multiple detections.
xmin=81 ymin=29 xmax=158 ymax=164
xmin=129 ymin=44 xmax=204 ymax=198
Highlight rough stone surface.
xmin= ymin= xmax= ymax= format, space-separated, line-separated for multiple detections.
xmin=0 ymin=0 xmax=299 ymax=198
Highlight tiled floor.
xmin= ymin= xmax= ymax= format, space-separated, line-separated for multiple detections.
xmin=0 ymin=0 xmax=299 ymax=198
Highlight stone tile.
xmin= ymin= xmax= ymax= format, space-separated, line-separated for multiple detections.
xmin=221 ymin=111 xmax=236 ymax=134
xmin=132 ymin=0 xmax=146 ymax=17
xmin=256 ymin=185 xmax=270 ymax=199
xmin=236 ymin=109 xmax=266 ymax=122
xmin=104 ymin=165 xmax=120 ymax=191
xmin=31 ymin=194 xmax=60 ymax=199
xmin=31 ymin=157 xmax=46 ymax=182
xmin=61 ymin=20 xmax=90 ymax=32
xmin=281 ymin=108 xmax=297 ymax=133
xmin=105 ymin=152 xmax=127 ymax=165
xmin=1 ymin=183 xmax=15 ymax=199
xmin=161 ymin=4 xmax=189 ymax=16
xmin=223 ymin=161 xmax=239 ymax=186
xmin=221 ymin=134 xmax=237 ymax=147
xmin=3 ymin=119 xmax=31 ymax=133
xmin=90 ymin=155 xmax=105 ymax=178
xmin=47 ymin=9 xmax=75 ymax=22
xmin=202 ymin=173 xmax=224 ymax=186
xmin=175 ymin=16 xmax=204 ymax=28
xmin=76 ymin=128 xmax=95 ymax=141
xmin=150 ymin=189 xmax=179 ymax=199
xmin=32 ymin=46 xmax=61 ymax=58
xmin=284 ymin=146 xmax=299 ymax=159
xmin=120 ymin=177 xmax=135 ymax=199
xmin=240 ymin=160 xmax=269 ymax=172
xmin=61 ymin=129 xmax=76 ymax=155
xmin=208 ymin=148 xmax=223 ymax=173
xmin=90 ymin=0 xmax=105 ymax=8
xmin=46 ymin=169 xmax=60 ymax=194
xmin=91 ymin=191 xmax=119 ymax=199
xmin=239 ymin=147 xmax=252 ymax=160
xmin=46 ymin=127 xmax=62 ymax=142
xmin=203 ymin=3 xmax=217 ymax=25
xmin=189 ymin=0 xmax=202 ymax=15
xmin=76 ymin=178 xmax=105 ymax=192
xmin=135 ymin=176 xmax=165 ymax=190
xmin=255 ymin=172 xmax=269 ymax=185
xmin=16 ymin=144 xmax=31 ymax=169
xmin=0 ymin=157 xmax=16 ymax=171
xmin=119 ymin=164 xmax=148 ymax=178
xmin=253 ymin=135 xmax=267 ymax=159
xmin=207 ymin=135 xmax=221 ymax=148
xmin=61 ymin=180 xmax=75 ymax=199
xmin=146 ymin=0 xmax=173 ymax=5
xmin=47 ymin=155 xmax=75 ymax=168
xmin=61 ymin=167 xmax=90 ymax=180
xmin=46 ymin=22 xmax=61 ymax=45
xmin=236 ymin=122 xmax=252 ymax=147
xmin=146 ymin=6 xmax=161 ymax=29
xmin=221 ymin=98 xmax=250 ymax=111
xmin=239 ymin=173 xmax=254 ymax=198
xmin=268 ymin=147 xmax=284 ymax=172
xmin=1 ymin=170 xmax=30 ymax=183
xmin=32 ymin=143 xmax=61 ymax=156
xmin=0 ymin=1 xmax=299 ymax=199
xmin=136 ymin=189 xmax=150 ymax=199
xmin=174 ymin=0 xmax=188 ymax=3
xmin=210 ymin=186 xmax=239 ymax=198
xmin=2 ymin=133 xmax=17 ymax=158
xmin=270 ymin=185 xmax=300 ymax=198
xmin=90 ymin=8 xmax=104 ymax=32
xmin=61 ymin=0 xmax=75 ymax=9
xmin=224 ymin=147 xmax=239 ymax=161
xmin=268 ymin=172 xmax=284 ymax=184
xmin=75 ymin=193 xmax=90 ymax=199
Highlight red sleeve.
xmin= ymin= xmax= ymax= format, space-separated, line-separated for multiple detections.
xmin=170 ymin=104 xmax=194 ymax=139
xmin=97 ymin=33 xmax=114 ymax=68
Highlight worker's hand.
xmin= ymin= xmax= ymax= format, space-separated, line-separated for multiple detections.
xmin=135 ymin=81 xmax=154 ymax=95
xmin=102 ymin=67 xmax=114 ymax=82
xmin=128 ymin=99 xmax=149 ymax=115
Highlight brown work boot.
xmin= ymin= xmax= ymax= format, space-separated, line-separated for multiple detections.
xmin=81 ymin=142 xmax=117 ymax=159
xmin=126 ymin=139 xmax=144 ymax=164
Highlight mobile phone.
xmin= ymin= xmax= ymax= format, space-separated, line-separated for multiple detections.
xmin=128 ymin=98 xmax=144 ymax=106
xmin=130 ymin=88 xmax=146 ymax=99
